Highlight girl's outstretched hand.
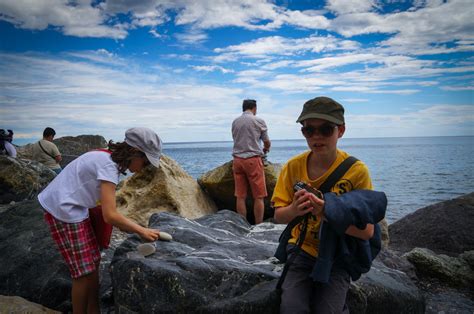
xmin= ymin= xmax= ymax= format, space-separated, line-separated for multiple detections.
xmin=139 ymin=228 xmax=160 ymax=242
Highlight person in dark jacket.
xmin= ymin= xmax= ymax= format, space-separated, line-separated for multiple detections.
xmin=272 ymin=96 xmax=386 ymax=313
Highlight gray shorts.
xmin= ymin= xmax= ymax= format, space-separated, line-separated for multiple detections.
xmin=280 ymin=250 xmax=350 ymax=314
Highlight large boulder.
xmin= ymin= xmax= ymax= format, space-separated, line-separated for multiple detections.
xmin=0 ymin=156 xmax=55 ymax=204
xmin=116 ymin=155 xmax=217 ymax=226
xmin=0 ymin=200 xmax=72 ymax=312
xmin=111 ymin=210 xmax=424 ymax=313
xmin=0 ymin=200 xmax=117 ymax=312
xmin=16 ymin=134 xmax=107 ymax=168
xmin=197 ymin=160 xmax=282 ymax=223
xmin=347 ymin=259 xmax=425 ymax=313
xmin=389 ymin=193 xmax=474 ymax=256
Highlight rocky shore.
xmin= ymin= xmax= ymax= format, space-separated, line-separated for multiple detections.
xmin=0 ymin=135 xmax=472 ymax=313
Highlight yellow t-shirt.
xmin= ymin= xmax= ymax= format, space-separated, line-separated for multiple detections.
xmin=271 ymin=149 xmax=373 ymax=257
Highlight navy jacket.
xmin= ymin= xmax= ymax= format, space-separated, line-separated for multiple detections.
xmin=275 ymin=189 xmax=387 ymax=284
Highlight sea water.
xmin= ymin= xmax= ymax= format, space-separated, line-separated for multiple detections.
xmin=163 ymin=136 xmax=474 ymax=224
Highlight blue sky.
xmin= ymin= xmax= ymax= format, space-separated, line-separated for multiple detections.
xmin=0 ymin=0 xmax=473 ymax=145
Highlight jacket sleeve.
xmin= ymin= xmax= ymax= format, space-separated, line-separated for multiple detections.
xmin=322 ymin=190 xmax=387 ymax=236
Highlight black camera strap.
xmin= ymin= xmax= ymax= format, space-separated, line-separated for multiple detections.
xmin=276 ymin=156 xmax=359 ymax=290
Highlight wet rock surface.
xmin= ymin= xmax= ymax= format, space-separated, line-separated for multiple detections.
xmin=111 ymin=210 xmax=425 ymax=314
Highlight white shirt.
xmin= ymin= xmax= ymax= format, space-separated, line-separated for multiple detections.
xmin=232 ymin=111 xmax=269 ymax=158
xmin=4 ymin=141 xmax=16 ymax=158
xmin=38 ymin=151 xmax=119 ymax=223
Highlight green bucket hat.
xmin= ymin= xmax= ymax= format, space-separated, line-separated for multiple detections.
xmin=296 ymin=96 xmax=345 ymax=125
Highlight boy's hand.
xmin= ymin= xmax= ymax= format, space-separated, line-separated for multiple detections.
xmin=291 ymin=189 xmax=314 ymax=216
xmin=308 ymin=193 xmax=325 ymax=217
xmin=139 ymin=228 xmax=160 ymax=242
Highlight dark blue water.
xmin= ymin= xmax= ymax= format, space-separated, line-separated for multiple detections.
xmin=164 ymin=136 xmax=474 ymax=223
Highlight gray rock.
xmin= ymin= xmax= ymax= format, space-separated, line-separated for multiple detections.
xmin=111 ymin=210 xmax=283 ymax=313
xmin=54 ymin=135 xmax=107 ymax=168
xmin=0 ymin=200 xmax=71 ymax=311
xmin=389 ymin=193 xmax=474 ymax=256
xmin=348 ymin=259 xmax=425 ymax=313
xmin=16 ymin=134 xmax=107 ymax=168
xmin=0 ymin=199 xmax=116 ymax=312
xmin=404 ymin=248 xmax=474 ymax=289
xmin=0 ymin=156 xmax=56 ymax=204
xmin=111 ymin=210 xmax=424 ymax=313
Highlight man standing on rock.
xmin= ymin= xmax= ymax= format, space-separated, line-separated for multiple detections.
xmin=231 ymin=99 xmax=271 ymax=224
xmin=32 ymin=127 xmax=62 ymax=174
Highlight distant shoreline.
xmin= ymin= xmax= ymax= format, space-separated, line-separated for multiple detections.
xmin=12 ymin=134 xmax=474 ymax=147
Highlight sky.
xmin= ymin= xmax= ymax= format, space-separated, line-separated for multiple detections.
xmin=0 ymin=0 xmax=473 ymax=145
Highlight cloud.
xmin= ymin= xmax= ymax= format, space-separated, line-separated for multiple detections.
xmin=441 ymin=85 xmax=474 ymax=91
xmin=190 ymin=65 xmax=234 ymax=73
xmin=214 ymin=35 xmax=360 ymax=60
xmin=326 ymin=0 xmax=378 ymax=15
xmin=174 ymin=30 xmax=208 ymax=44
xmin=329 ymin=0 xmax=474 ymax=54
xmin=0 ymin=0 xmax=127 ymax=39
xmin=0 ymin=51 xmax=244 ymax=142
xmin=344 ymin=104 xmax=474 ymax=138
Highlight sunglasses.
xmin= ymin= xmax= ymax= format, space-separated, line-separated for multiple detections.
xmin=301 ymin=123 xmax=338 ymax=138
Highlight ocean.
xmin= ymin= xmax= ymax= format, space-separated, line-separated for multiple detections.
xmin=163 ymin=136 xmax=474 ymax=224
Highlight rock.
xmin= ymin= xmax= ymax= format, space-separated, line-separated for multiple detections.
xmin=111 ymin=210 xmax=283 ymax=313
xmin=404 ymin=248 xmax=474 ymax=289
xmin=0 ymin=200 xmax=72 ymax=312
xmin=197 ymin=160 xmax=282 ymax=223
xmin=111 ymin=210 xmax=424 ymax=313
xmin=348 ymin=259 xmax=425 ymax=313
xmin=0 ymin=199 xmax=117 ymax=312
xmin=0 ymin=156 xmax=56 ymax=204
xmin=389 ymin=192 xmax=474 ymax=256
xmin=424 ymin=289 xmax=474 ymax=314
xmin=54 ymin=135 xmax=107 ymax=168
xmin=0 ymin=295 xmax=60 ymax=313
xmin=116 ymin=154 xmax=217 ymax=226
xmin=16 ymin=134 xmax=107 ymax=168
xmin=379 ymin=218 xmax=389 ymax=247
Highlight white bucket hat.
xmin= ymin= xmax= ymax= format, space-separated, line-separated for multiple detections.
xmin=125 ymin=127 xmax=162 ymax=168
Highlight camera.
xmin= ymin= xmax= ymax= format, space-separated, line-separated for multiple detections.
xmin=293 ymin=181 xmax=323 ymax=199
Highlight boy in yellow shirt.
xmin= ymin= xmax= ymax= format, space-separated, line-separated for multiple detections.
xmin=272 ymin=96 xmax=377 ymax=313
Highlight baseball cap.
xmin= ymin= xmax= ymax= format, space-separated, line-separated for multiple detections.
xmin=296 ymin=96 xmax=345 ymax=125
xmin=125 ymin=127 xmax=162 ymax=168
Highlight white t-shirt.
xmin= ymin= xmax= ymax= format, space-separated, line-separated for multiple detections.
xmin=38 ymin=151 xmax=120 ymax=223
xmin=4 ymin=141 xmax=17 ymax=158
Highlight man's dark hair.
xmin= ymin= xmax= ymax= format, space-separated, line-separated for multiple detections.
xmin=242 ymin=99 xmax=257 ymax=112
xmin=43 ymin=127 xmax=56 ymax=138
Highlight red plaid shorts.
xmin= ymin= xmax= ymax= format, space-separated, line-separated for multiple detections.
xmin=44 ymin=212 xmax=101 ymax=279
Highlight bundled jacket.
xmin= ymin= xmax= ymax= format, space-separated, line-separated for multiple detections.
xmin=275 ymin=189 xmax=387 ymax=283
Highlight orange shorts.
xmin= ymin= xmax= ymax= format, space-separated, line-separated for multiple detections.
xmin=232 ymin=156 xmax=267 ymax=199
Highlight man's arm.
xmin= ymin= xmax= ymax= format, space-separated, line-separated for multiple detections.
xmin=51 ymin=143 xmax=62 ymax=163
xmin=263 ymin=139 xmax=271 ymax=154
